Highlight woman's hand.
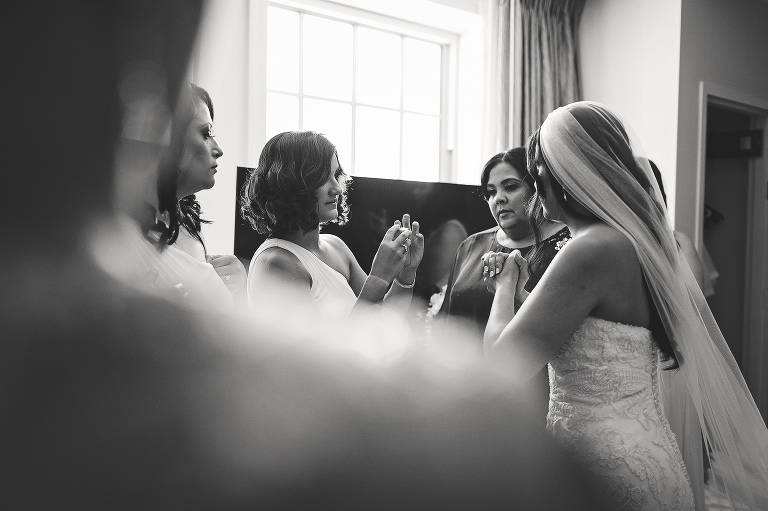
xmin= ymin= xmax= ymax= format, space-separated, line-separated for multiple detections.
xmin=512 ymin=251 xmax=530 ymax=305
xmin=482 ymin=250 xmax=519 ymax=294
xmin=397 ymin=213 xmax=424 ymax=285
xmin=208 ymin=254 xmax=247 ymax=294
xmin=369 ymin=220 xmax=412 ymax=284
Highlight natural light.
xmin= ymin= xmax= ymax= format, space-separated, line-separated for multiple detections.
xmin=265 ymin=5 xmax=443 ymax=181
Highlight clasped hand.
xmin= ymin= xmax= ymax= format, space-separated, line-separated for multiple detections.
xmin=482 ymin=250 xmax=530 ymax=303
xmin=369 ymin=213 xmax=425 ymax=284
xmin=207 ymin=254 xmax=247 ymax=293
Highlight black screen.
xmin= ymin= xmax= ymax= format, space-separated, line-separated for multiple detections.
xmin=234 ymin=167 xmax=495 ymax=305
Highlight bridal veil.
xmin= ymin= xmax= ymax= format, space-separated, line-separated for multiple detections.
xmin=538 ymin=101 xmax=768 ymax=510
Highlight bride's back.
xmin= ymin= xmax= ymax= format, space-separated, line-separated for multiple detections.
xmin=578 ymin=222 xmax=652 ymax=330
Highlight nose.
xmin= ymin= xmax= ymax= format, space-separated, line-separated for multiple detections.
xmin=330 ymin=179 xmax=343 ymax=196
xmin=494 ymin=193 xmax=507 ymax=205
xmin=212 ymin=139 xmax=223 ymax=158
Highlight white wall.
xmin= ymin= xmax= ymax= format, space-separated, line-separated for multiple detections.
xmin=579 ymin=0 xmax=682 ymax=225
xmin=675 ymin=0 xmax=768 ymax=238
xmin=190 ymin=0 xmax=254 ymax=255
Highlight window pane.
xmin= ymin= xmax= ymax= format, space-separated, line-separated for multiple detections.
xmin=403 ymin=38 xmax=441 ymax=114
xmin=303 ymin=98 xmax=352 ymax=172
xmin=402 ymin=113 xmax=439 ymax=182
xmin=355 ymin=106 xmax=400 ymax=178
xmin=356 ymin=28 xmax=401 ymax=109
xmin=267 ymin=7 xmax=299 ymax=93
xmin=303 ymin=16 xmax=352 ymax=101
xmin=266 ymin=93 xmax=299 ymax=140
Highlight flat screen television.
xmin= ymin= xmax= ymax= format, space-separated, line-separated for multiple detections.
xmin=234 ymin=167 xmax=496 ymax=315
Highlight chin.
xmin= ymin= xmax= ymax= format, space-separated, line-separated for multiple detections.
xmin=499 ymin=219 xmax=520 ymax=231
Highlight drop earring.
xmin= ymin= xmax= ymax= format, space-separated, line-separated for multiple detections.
xmin=563 ymin=190 xmax=568 ymax=202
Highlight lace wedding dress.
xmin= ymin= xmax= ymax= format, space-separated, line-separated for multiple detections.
xmin=547 ymin=316 xmax=694 ymax=511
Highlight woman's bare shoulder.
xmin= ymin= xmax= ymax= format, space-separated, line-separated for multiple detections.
xmin=554 ymin=224 xmax=637 ymax=278
xmin=252 ymin=245 xmax=309 ymax=278
xmin=320 ymin=233 xmax=354 ymax=257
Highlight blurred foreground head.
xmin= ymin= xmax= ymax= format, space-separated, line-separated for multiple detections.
xmin=1 ymin=2 xmax=607 ymax=509
xmin=5 ymin=0 xmax=201 ymax=256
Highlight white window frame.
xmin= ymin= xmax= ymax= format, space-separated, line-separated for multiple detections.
xmin=263 ymin=0 xmax=460 ymax=182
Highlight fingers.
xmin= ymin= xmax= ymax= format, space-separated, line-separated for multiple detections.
xmin=513 ymin=250 xmax=529 ymax=272
xmin=392 ymin=227 xmax=412 ymax=246
xmin=401 ymin=213 xmax=411 ymax=231
xmin=411 ymin=220 xmax=420 ymax=238
xmin=209 ymin=254 xmax=235 ymax=268
xmin=384 ymin=221 xmax=402 ymax=240
xmin=481 ymin=251 xmax=507 ymax=277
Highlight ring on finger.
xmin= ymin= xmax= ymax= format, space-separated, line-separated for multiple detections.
xmin=402 ymin=243 xmax=409 ymax=253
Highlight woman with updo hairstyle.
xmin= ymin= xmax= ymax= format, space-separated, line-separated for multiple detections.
xmin=241 ymin=131 xmax=424 ymax=324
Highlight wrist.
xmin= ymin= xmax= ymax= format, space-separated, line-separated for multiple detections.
xmin=397 ymin=269 xmax=416 ymax=284
xmin=366 ymin=274 xmax=391 ymax=288
xmin=361 ymin=275 xmax=390 ymax=303
xmin=394 ymin=276 xmax=415 ymax=289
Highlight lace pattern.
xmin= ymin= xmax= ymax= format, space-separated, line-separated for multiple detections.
xmin=547 ymin=317 xmax=694 ymax=511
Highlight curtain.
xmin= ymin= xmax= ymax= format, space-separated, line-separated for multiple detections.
xmin=511 ymin=0 xmax=586 ymax=147
xmin=480 ymin=0 xmax=512 ymax=158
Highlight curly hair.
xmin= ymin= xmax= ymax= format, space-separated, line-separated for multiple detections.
xmin=240 ymin=131 xmax=350 ymax=237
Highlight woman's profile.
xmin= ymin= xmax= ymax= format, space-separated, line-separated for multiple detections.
xmin=170 ymin=83 xmax=247 ymax=300
xmin=96 ymin=81 xmax=234 ymax=312
xmin=241 ymin=131 xmax=424 ymax=324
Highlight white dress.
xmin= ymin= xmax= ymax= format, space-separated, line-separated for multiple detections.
xmin=248 ymin=239 xmax=357 ymax=324
xmin=547 ymin=316 xmax=694 ymax=511
xmin=92 ymin=216 xmax=234 ymax=313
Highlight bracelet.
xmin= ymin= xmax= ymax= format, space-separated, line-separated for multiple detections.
xmin=394 ymin=276 xmax=415 ymax=289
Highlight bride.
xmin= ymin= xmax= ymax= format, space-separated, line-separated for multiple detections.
xmin=483 ymin=101 xmax=768 ymax=510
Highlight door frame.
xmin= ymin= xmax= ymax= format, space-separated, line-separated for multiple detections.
xmin=696 ymin=81 xmax=768 ymax=419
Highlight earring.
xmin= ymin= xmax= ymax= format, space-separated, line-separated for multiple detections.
xmin=563 ymin=190 xmax=568 ymax=202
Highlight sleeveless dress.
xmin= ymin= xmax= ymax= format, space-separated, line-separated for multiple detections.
xmin=248 ymin=239 xmax=357 ymax=324
xmin=547 ymin=316 xmax=694 ymax=511
xmin=93 ymin=216 xmax=234 ymax=313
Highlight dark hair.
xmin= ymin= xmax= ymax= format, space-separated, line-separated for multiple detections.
xmin=525 ymin=108 xmax=678 ymax=369
xmin=525 ymin=131 xmax=594 ymax=223
xmin=175 ymin=84 xmax=213 ymax=251
xmin=480 ymin=147 xmax=550 ymax=268
xmin=648 ymin=160 xmax=667 ymax=206
xmin=153 ymin=82 xmax=213 ymax=249
xmin=480 ymin=147 xmax=535 ymax=200
xmin=240 ymin=131 xmax=350 ymax=237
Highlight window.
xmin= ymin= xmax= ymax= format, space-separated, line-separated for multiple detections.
xmin=266 ymin=3 xmax=451 ymax=182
